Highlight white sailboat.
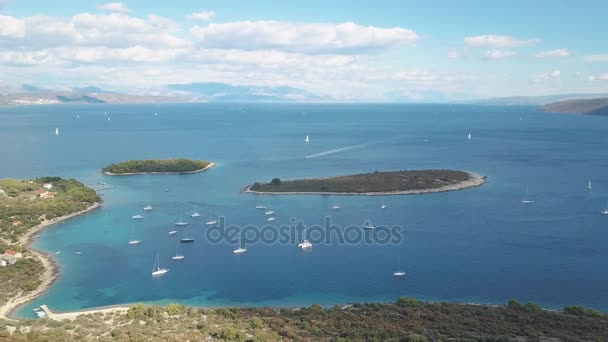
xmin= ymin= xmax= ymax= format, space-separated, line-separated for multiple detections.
xmin=175 ymin=218 xmax=188 ymax=226
xmin=467 ymin=132 xmax=471 ymax=140
xmin=151 ymin=252 xmax=169 ymax=276
xmin=128 ymin=225 xmax=141 ymax=245
xmin=601 ymin=201 xmax=608 ymax=215
xmin=521 ymin=186 xmax=534 ymax=204
xmin=264 ymin=210 xmax=275 ymax=215
xmin=55 ymin=128 xmax=59 ymax=136
xmin=588 ymin=180 xmax=592 ymax=190
xmin=180 ymin=228 xmax=194 ymax=243
xmin=267 ymin=216 xmax=276 ymax=222
xmin=233 ymin=237 xmax=247 ymax=254
xmin=191 ymin=212 xmax=201 ymax=217
xmin=206 ymin=214 xmax=218 ymax=225
xmin=393 ymin=256 xmax=406 ymax=277
xmin=255 ymin=204 xmax=266 ymax=209
xmin=363 ymin=219 xmax=375 ymax=229
xmin=298 ymin=228 xmax=312 ymax=250
xmin=143 ymin=204 xmax=152 ymax=211
xmin=380 ymin=200 xmax=387 ymax=209
xmin=168 ymin=229 xmax=177 ymax=235
xmin=132 ymin=214 xmax=143 ymax=219
xmin=331 ymin=205 xmax=341 ymax=210
xmin=305 ymin=135 xmax=310 ymax=144
xmin=172 ymin=243 xmax=184 ymax=260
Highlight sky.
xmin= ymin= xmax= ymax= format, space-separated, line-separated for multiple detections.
xmin=1 ymin=0 xmax=608 ymax=101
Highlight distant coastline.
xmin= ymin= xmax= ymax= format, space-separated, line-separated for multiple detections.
xmin=244 ymin=170 xmax=486 ymax=196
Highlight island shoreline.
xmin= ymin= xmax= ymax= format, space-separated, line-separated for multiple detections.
xmin=102 ymin=162 xmax=216 ymax=176
xmin=243 ymin=172 xmax=486 ymax=196
xmin=0 ymin=202 xmax=101 ymax=321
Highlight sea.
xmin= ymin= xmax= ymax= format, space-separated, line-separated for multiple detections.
xmin=1 ymin=103 xmax=607 ymax=318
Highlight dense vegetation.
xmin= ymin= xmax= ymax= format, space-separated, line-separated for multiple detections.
xmin=0 ymin=177 xmax=101 ymax=243
xmin=0 ymin=256 xmax=44 ymax=306
xmin=102 ymin=159 xmax=212 ymax=175
xmin=249 ymin=170 xmax=477 ymax=193
xmin=0 ymin=177 xmax=100 ymax=314
xmin=1 ymin=299 xmax=606 ymax=341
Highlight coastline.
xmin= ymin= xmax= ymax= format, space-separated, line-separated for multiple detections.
xmin=0 ymin=202 xmax=101 ymax=320
xmin=102 ymin=162 xmax=216 ymax=176
xmin=243 ymin=172 xmax=486 ymax=196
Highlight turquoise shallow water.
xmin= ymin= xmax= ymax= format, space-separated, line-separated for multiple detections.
xmin=1 ymin=103 xmax=607 ymax=317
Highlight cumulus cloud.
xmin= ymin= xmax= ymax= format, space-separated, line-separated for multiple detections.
xmin=464 ymin=34 xmax=539 ymax=48
xmin=536 ymin=70 xmax=561 ymax=80
xmin=484 ymin=49 xmax=515 ymax=60
xmin=588 ymin=73 xmax=608 ymax=81
xmin=584 ymin=54 xmax=608 ymax=62
xmin=188 ymin=11 xmax=216 ymax=21
xmin=97 ymin=2 xmax=130 ymax=13
xmin=190 ymin=21 xmax=419 ymax=54
xmin=535 ymin=49 xmax=570 ymax=58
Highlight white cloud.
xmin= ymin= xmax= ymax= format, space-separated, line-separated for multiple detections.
xmin=536 ymin=69 xmax=561 ymax=80
xmin=188 ymin=11 xmax=216 ymax=21
xmin=190 ymin=21 xmax=419 ymax=54
xmin=97 ymin=2 xmax=130 ymax=13
xmin=535 ymin=49 xmax=570 ymax=58
xmin=447 ymin=50 xmax=459 ymax=59
xmin=484 ymin=49 xmax=515 ymax=60
xmin=0 ymin=15 xmax=25 ymax=39
xmin=584 ymin=54 xmax=608 ymax=62
xmin=464 ymin=34 xmax=539 ymax=48
xmin=588 ymin=73 xmax=608 ymax=81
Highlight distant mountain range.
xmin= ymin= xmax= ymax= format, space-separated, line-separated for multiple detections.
xmin=166 ymin=82 xmax=327 ymax=102
xmin=540 ymin=98 xmax=608 ymax=116
xmin=0 ymin=82 xmax=325 ymax=106
xmin=466 ymin=94 xmax=608 ymax=106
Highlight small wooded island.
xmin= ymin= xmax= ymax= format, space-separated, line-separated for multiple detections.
xmin=102 ymin=159 xmax=214 ymax=175
xmin=245 ymin=170 xmax=485 ymax=195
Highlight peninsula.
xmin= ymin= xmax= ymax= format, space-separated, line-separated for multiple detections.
xmin=245 ymin=170 xmax=485 ymax=195
xmin=102 ymin=159 xmax=214 ymax=175
xmin=540 ymin=98 xmax=608 ymax=116
xmin=0 ymin=177 xmax=101 ymax=319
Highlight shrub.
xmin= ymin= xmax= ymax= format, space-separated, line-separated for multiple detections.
xmin=564 ymin=305 xmax=604 ymax=318
xmin=397 ymin=297 xmax=421 ymax=307
xmin=270 ymin=178 xmax=282 ymax=186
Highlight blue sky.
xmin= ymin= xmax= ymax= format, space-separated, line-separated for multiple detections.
xmin=1 ymin=0 xmax=607 ymax=100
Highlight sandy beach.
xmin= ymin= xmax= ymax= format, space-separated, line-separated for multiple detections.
xmin=244 ymin=172 xmax=486 ymax=196
xmin=39 ymin=304 xmax=130 ymax=321
xmin=103 ymin=162 xmax=216 ymax=176
xmin=0 ymin=202 xmax=101 ymax=321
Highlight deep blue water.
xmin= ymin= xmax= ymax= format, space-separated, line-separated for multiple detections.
xmin=1 ymin=103 xmax=607 ymax=317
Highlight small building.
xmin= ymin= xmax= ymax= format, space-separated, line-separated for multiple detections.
xmin=43 ymin=183 xmax=53 ymax=190
xmin=4 ymin=249 xmax=22 ymax=259
xmin=36 ymin=190 xmax=56 ymax=199
xmin=1 ymin=249 xmax=22 ymax=265
xmin=0 ymin=260 xmax=6 ymax=267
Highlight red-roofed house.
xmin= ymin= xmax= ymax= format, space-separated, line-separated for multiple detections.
xmin=1 ymin=249 xmax=22 ymax=265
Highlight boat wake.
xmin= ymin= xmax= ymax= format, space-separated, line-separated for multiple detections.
xmin=305 ymin=144 xmax=366 ymax=159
